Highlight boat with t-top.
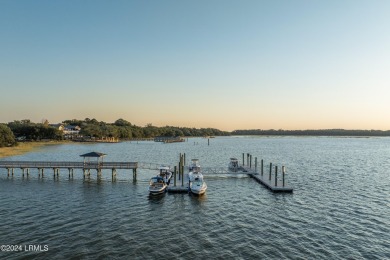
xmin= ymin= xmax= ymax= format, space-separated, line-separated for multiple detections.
xmin=158 ymin=166 xmax=173 ymax=185
xmin=228 ymin=157 xmax=247 ymax=172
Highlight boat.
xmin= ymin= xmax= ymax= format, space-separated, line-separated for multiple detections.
xmin=158 ymin=166 xmax=173 ymax=185
xmin=189 ymin=175 xmax=207 ymax=195
xmin=228 ymin=157 xmax=247 ymax=172
xmin=148 ymin=166 xmax=172 ymax=195
xmin=188 ymin=159 xmax=207 ymax=195
xmin=148 ymin=176 xmax=167 ymax=195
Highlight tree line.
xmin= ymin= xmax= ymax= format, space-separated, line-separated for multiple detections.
xmin=2 ymin=119 xmax=390 ymax=148
xmin=231 ymin=129 xmax=390 ymax=136
xmin=0 ymin=118 xmax=230 ymax=146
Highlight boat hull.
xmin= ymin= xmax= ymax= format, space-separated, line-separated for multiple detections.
xmin=190 ymin=182 xmax=207 ymax=195
xmin=149 ymin=187 xmax=166 ymax=195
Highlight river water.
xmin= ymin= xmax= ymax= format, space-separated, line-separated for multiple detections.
xmin=0 ymin=136 xmax=389 ymax=259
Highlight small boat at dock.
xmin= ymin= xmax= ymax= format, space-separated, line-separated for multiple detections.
xmin=148 ymin=176 xmax=167 ymax=195
xmin=148 ymin=166 xmax=173 ymax=195
xmin=188 ymin=159 xmax=207 ymax=195
xmin=228 ymin=158 xmax=247 ymax=172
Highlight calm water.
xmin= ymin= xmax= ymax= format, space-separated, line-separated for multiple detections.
xmin=1 ymin=136 xmax=389 ymax=259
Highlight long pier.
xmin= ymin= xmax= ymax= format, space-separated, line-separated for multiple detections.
xmin=0 ymin=161 xmax=138 ymax=180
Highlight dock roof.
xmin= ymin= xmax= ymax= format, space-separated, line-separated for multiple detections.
xmin=80 ymin=152 xmax=106 ymax=158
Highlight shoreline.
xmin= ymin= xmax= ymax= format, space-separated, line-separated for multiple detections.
xmin=0 ymin=141 xmax=70 ymax=159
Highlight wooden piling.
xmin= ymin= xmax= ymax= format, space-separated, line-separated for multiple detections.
xmin=7 ymin=168 xmax=10 ymax=177
xmin=261 ymin=159 xmax=263 ymax=176
xmin=275 ymin=166 xmax=278 ymax=186
xmin=133 ymin=168 xmax=137 ymax=182
xmin=250 ymin=155 xmax=252 ymax=168
xmin=22 ymin=168 xmax=25 ymax=177
xmin=181 ymin=165 xmax=184 ymax=187
xmin=242 ymin=153 xmax=245 ymax=166
xmin=26 ymin=168 xmax=30 ymax=176
xmin=255 ymin=157 xmax=257 ymax=173
xmin=269 ymin=163 xmax=272 ymax=180
xmin=112 ymin=168 xmax=116 ymax=181
xmin=174 ymin=166 xmax=177 ymax=186
xmin=282 ymin=166 xmax=285 ymax=187
xmin=208 ymin=138 xmax=210 ymax=146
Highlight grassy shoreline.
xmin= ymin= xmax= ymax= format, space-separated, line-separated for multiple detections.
xmin=0 ymin=141 xmax=70 ymax=158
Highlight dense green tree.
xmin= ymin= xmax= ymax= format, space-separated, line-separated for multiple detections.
xmin=0 ymin=124 xmax=16 ymax=147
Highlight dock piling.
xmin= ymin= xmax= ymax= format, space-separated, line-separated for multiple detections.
xmin=261 ymin=159 xmax=263 ymax=176
xmin=255 ymin=157 xmax=258 ymax=173
xmin=242 ymin=153 xmax=245 ymax=166
xmin=250 ymin=155 xmax=252 ymax=168
xmin=275 ymin=166 xmax=278 ymax=186
xmin=181 ymin=165 xmax=184 ymax=187
xmin=269 ymin=163 xmax=272 ymax=180
xmin=174 ymin=166 xmax=177 ymax=186
xmin=282 ymin=166 xmax=285 ymax=187
xmin=112 ymin=168 xmax=116 ymax=181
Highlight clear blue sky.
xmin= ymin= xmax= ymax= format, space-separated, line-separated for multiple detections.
xmin=1 ymin=0 xmax=389 ymax=131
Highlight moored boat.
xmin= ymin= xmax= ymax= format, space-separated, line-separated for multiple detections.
xmin=189 ymin=176 xmax=207 ymax=195
xmin=228 ymin=157 xmax=247 ymax=172
xmin=188 ymin=159 xmax=207 ymax=195
xmin=148 ymin=176 xmax=167 ymax=195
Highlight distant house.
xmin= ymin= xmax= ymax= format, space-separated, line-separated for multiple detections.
xmin=50 ymin=124 xmax=81 ymax=139
xmin=63 ymin=125 xmax=81 ymax=138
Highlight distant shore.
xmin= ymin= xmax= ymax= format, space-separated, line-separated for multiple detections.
xmin=0 ymin=141 xmax=69 ymax=159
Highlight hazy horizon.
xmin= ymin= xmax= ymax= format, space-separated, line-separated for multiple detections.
xmin=1 ymin=1 xmax=389 ymax=131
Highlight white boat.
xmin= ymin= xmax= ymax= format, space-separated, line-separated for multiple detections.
xmin=148 ymin=176 xmax=167 ymax=195
xmin=158 ymin=166 xmax=173 ymax=184
xmin=189 ymin=175 xmax=207 ymax=195
xmin=228 ymin=157 xmax=247 ymax=172
xmin=188 ymin=159 xmax=207 ymax=195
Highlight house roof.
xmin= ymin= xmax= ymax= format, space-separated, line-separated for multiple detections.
xmin=79 ymin=152 xmax=106 ymax=158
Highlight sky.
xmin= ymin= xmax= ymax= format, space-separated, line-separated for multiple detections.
xmin=0 ymin=0 xmax=389 ymax=131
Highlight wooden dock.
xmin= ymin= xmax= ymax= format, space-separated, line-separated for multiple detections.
xmin=249 ymin=173 xmax=293 ymax=192
xmin=0 ymin=161 xmax=139 ymax=180
xmin=167 ymin=172 xmax=190 ymax=193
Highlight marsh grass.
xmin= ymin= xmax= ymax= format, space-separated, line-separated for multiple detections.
xmin=0 ymin=141 xmax=68 ymax=158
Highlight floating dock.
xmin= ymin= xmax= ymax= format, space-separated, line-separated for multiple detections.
xmin=249 ymin=173 xmax=293 ymax=192
xmin=166 ymin=172 xmax=190 ymax=193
